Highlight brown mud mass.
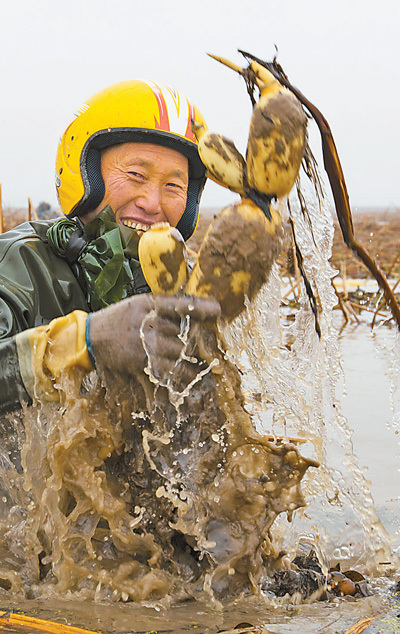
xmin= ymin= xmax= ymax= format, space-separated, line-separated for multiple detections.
xmin=186 ymin=201 xmax=283 ymax=322
xmin=0 ymin=276 xmax=317 ymax=604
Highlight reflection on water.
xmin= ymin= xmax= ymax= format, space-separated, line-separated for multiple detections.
xmin=0 ymin=592 xmax=393 ymax=633
xmin=337 ymin=320 xmax=400 ymax=545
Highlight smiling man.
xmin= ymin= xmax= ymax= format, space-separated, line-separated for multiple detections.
xmin=87 ymin=143 xmax=190 ymax=230
xmin=0 ymin=80 xmax=220 ymax=412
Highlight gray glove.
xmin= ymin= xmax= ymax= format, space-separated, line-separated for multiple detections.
xmin=86 ymin=294 xmax=221 ymax=382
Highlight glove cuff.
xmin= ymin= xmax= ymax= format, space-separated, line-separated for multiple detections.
xmin=15 ymin=310 xmax=93 ymax=402
xmin=85 ymin=312 xmax=96 ymax=369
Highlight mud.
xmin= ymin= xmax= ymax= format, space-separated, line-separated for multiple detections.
xmin=186 ymin=201 xmax=283 ymax=322
xmin=246 ymin=91 xmax=307 ymax=199
xmin=249 ymin=92 xmax=306 ymax=148
xmin=0 ymin=313 xmax=317 ymax=604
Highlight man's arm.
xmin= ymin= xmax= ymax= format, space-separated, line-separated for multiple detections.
xmin=0 ymin=335 xmax=30 ymax=414
xmin=0 ymin=222 xmax=90 ymax=413
xmin=0 ymin=222 xmax=220 ymax=413
xmin=1 ymin=294 xmax=220 ymax=414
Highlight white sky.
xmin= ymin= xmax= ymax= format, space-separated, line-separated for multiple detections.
xmin=0 ymin=0 xmax=399 ymax=211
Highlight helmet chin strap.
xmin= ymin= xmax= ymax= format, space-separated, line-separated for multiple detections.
xmin=176 ymin=175 xmax=206 ymax=241
xmin=74 ymin=148 xmax=105 ymax=218
xmin=64 ymin=219 xmax=88 ymax=264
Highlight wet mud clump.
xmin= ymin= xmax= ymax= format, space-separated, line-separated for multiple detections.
xmin=0 ymin=319 xmax=318 ymax=603
xmin=264 ymin=549 xmax=372 ymax=603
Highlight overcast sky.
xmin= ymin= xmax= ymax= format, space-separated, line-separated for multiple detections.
xmin=0 ymin=0 xmax=399 ymax=212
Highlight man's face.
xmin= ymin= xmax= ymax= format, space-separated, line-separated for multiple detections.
xmin=86 ymin=142 xmax=189 ymax=232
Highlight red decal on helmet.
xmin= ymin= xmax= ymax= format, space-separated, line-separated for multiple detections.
xmin=152 ymin=85 xmax=170 ymax=131
xmin=185 ymin=101 xmax=197 ymax=142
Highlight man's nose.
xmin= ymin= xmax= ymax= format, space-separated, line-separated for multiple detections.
xmin=136 ymin=184 xmax=162 ymax=215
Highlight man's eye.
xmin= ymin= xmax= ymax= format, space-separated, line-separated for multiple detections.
xmin=167 ymin=182 xmax=185 ymax=190
xmin=129 ymin=171 xmax=144 ymax=179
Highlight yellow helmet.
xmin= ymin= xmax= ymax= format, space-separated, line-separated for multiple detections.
xmin=55 ymin=80 xmax=207 ymax=239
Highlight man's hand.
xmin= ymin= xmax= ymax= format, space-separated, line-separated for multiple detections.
xmin=86 ymin=294 xmax=221 ymax=382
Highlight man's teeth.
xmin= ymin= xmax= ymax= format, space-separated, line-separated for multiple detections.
xmin=122 ymin=220 xmax=150 ymax=232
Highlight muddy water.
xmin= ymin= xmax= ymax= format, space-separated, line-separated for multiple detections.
xmin=0 ymin=592 xmax=394 ymax=633
xmin=0 ymin=316 xmax=318 ymax=606
xmin=0 ymin=191 xmax=400 ymax=631
xmin=0 ymin=313 xmax=399 ymax=634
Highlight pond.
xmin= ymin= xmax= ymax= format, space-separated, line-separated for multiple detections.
xmin=1 ymin=306 xmax=399 ymax=634
xmin=1 ymin=198 xmax=399 ymax=631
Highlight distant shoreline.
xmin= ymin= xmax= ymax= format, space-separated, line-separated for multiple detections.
xmin=199 ymin=205 xmax=400 ymax=219
xmin=349 ymin=206 xmax=400 ymax=215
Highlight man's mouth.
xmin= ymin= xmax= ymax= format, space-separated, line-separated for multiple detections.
xmin=121 ymin=219 xmax=150 ymax=235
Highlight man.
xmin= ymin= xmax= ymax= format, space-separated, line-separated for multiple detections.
xmin=0 ymin=80 xmax=317 ymax=603
xmin=0 ymin=80 xmax=220 ymax=412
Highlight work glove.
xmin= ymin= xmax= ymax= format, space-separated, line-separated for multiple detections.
xmin=86 ymin=294 xmax=221 ymax=383
xmin=14 ymin=294 xmax=221 ymax=405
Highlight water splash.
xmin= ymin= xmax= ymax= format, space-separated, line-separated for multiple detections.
xmin=0 ymin=318 xmax=317 ymax=603
xmin=225 ymin=182 xmax=394 ymax=573
xmin=0 ymin=176 xmax=396 ymax=605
